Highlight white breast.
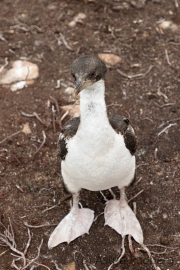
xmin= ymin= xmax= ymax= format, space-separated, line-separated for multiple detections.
xmin=62 ymin=121 xmax=135 ymax=193
xmin=61 ymin=80 xmax=135 ymax=193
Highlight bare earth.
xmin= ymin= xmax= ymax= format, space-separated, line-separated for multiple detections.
xmin=0 ymin=1 xmax=180 ymax=269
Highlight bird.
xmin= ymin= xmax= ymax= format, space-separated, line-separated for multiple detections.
xmin=48 ymin=55 xmax=143 ymax=249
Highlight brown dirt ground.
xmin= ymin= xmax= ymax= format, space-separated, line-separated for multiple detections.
xmin=0 ymin=0 xmax=180 ymax=269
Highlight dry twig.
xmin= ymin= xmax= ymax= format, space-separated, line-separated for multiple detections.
xmin=0 ymin=57 xmax=8 ymax=73
xmin=11 ymin=153 xmax=21 ymax=165
xmin=0 ymin=130 xmax=21 ymax=145
xmin=42 ymin=194 xmax=71 ymax=213
xmin=128 ymin=234 xmax=134 ymax=254
xmin=52 ymin=261 xmax=62 ymax=270
xmin=154 ymin=148 xmax=158 ymax=160
xmin=11 ymin=19 xmax=43 ymax=33
xmin=158 ymin=123 xmax=177 ymax=136
xmin=0 ymin=156 xmax=10 ymax=164
xmin=128 ymin=189 xmax=144 ymax=203
xmin=157 ymin=88 xmax=168 ymax=100
xmin=21 ymin=111 xmax=50 ymax=127
xmin=108 ymin=236 xmax=126 ymax=270
xmin=52 ymin=105 xmax=56 ymax=133
xmin=0 ymin=249 xmax=8 ymax=256
xmin=21 ymin=112 xmax=36 ymax=118
xmin=141 ymin=244 xmax=161 ymax=270
xmin=134 ymin=177 xmax=143 ymax=185
xmin=165 ymin=49 xmax=172 ymax=66
xmin=33 ymin=112 xmax=49 ymax=127
xmin=0 ymin=33 xmax=7 ymax=42
xmin=24 ymin=222 xmax=57 ymax=228
xmin=60 ymin=102 xmax=77 ymax=122
xmin=15 ymin=184 xmax=24 ymax=193
xmin=133 ymin=204 xmax=161 ymax=270
xmin=107 ymin=103 xmax=122 ymax=107
xmin=21 ymin=239 xmax=43 ymax=269
xmin=131 ymin=202 xmax=160 ymax=270
xmin=83 ymin=259 xmax=91 ymax=270
xmin=60 ymin=33 xmax=74 ymax=51
xmin=55 ymin=79 xmax=61 ymax=89
xmin=117 ymin=65 xmax=153 ymax=79
xmin=93 ymin=212 xmax=104 ymax=222
xmin=50 ymin=96 xmax=60 ymax=114
xmin=32 ymin=131 xmax=46 ymax=159
xmin=160 ymin=103 xmax=175 ymax=108
xmin=0 ymin=218 xmax=28 ymax=267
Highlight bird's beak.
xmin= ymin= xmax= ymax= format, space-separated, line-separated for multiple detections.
xmin=74 ymin=79 xmax=94 ymax=96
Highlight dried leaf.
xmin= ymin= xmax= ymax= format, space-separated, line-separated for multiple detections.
xmin=0 ymin=60 xmax=39 ymax=85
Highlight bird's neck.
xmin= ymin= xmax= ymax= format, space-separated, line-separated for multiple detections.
xmin=79 ymin=79 xmax=108 ymax=126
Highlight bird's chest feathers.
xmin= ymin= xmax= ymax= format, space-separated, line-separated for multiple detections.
xmin=72 ymin=100 xmax=115 ymax=156
xmin=77 ymin=125 xmax=114 ymax=157
xmin=66 ymin=126 xmax=124 ymax=184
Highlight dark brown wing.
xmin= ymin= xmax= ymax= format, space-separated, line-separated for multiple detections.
xmin=108 ymin=114 xmax=137 ymax=155
xmin=58 ymin=117 xmax=80 ymax=160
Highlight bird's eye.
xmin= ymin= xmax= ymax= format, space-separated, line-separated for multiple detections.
xmin=71 ymin=74 xmax=76 ymax=81
xmin=96 ymin=74 xmax=101 ymax=81
xmin=89 ymin=71 xmax=95 ymax=79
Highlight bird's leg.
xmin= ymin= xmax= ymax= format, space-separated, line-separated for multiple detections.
xmin=104 ymin=187 xmax=143 ymax=245
xmin=48 ymin=193 xmax=94 ymax=249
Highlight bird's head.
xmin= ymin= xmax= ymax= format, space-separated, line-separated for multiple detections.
xmin=71 ymin=55 xmax=107 ymax=96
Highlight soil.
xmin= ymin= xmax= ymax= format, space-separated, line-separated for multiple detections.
xmin=0 ymin=1 xmax=180 ymax=270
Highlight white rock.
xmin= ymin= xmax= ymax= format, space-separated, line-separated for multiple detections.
xmin=65 ymin=87 xmax=74 ymax=95
xmin=69 ymin=13 xmax=87 ymax=27
xmin=158 ymin=20 xmax=178 ymax=32
xmin=68 ymin=21 xmax=76 ymax=28
xmin=0 ymin=60 xmax=39 ymax=85
xmin=98 ymin=53 xmax=122 ymax=66
xmin=10 ymin=81 xmax=27 ymax=92
xmin=21 ymin=122 xmax=31 ymax=134
xmin=74 ymin=13 xmax=87 ymax=21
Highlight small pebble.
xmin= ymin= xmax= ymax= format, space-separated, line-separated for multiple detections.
xmin=98 ymin=53 xmax=122 ymax=66
xmin=144 ymin=198 xmax=150 ymax=204
xmin=47 ymin=3 xmax=57 ymax=10
xmin=162 ymin=212 xmax=168 ymax=219
xmin=160 ymin=236 xmax=170 ymax=245
xmin=74 ymin=13 xmax=86 ymax=21
xmin=69 ymin=21 xmax=76 ymax=28
xmin=158 ymin=20 xmax=178 ymax=32
xmin=22 ymin=123 xmax=32 ymax=135
xmin=65 ymin=87 xmax=74 ymax=95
